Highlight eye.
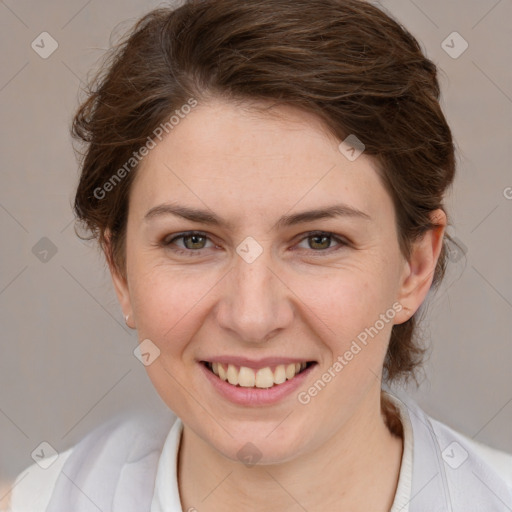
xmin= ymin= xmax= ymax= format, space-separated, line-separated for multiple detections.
xmin=162 ymin=231 xmax=216 ymax=255
xmin=160 ymin=230 xmax=349 ymax=257
xmin=295 ymin=231 xmax=348 ymax=253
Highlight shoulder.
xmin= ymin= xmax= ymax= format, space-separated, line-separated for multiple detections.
xmin=10 ymin=448 xmax=74 ymax=512
xmin=431 ymin=416 xmax=512 ymax=487
xmin=10 ymin=408 xmax=177 ymax=512
xmin=385 ymin=390 xmax=512 ymax=498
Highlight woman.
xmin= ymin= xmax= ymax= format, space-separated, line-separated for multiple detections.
xmin=10 ymin=0 xmax=512 ymax=510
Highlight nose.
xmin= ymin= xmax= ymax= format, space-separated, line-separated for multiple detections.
xmin=215 ymin=249 xmax=294 ymax=344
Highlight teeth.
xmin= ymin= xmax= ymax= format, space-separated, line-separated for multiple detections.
xmin=274 ymin=364 xmax=287 ymax=384
xmin=238 ymin=366 xmax=256 ymax=387
xmin=227 ymin=364 xmax=239 ymax=385
xmin=255 ymin=367 xmax=274 ymax=388
xmin=285 ymin=363 xmax=296 ymax=379
xmin=207 ymin=361 xmax=310 ymax=389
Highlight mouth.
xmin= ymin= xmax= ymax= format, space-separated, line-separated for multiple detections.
xmin=201 ymin=360 xmax=316 ymax=389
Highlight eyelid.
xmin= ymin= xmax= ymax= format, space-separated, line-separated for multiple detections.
xmin=164 ymin=231 xmax=216 ymax=250
xmin=161 ymin=230 xmax=350 ymax=256
xmin=296 ymin=230 xmax=345 ymax=242
xmin=292 ymin=231 xmax=349 ymax=253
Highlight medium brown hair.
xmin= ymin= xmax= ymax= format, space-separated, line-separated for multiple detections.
xmin=72 ymin=0 xmax=456 ymax=384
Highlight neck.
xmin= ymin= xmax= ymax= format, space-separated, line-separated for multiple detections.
xmin=178 ymin=388 xmax=403 ymax=512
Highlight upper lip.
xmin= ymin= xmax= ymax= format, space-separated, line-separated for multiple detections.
xmin=200 ymin=356 xmax=316 ymax=370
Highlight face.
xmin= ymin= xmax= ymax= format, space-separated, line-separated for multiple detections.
xmin=110 ymin=98 xmax=440 ymax=464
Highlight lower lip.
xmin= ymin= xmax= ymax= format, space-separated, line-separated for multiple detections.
xmin=199 ymin=362 xmax=316 ymax=406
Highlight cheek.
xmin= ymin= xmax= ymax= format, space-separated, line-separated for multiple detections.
xmin=128 ymin=268 xmax=214 ymax=413
xmin=293 ymin=259 xmax=398 ymax=335
xmin=128 ymin=265 xmax=215 ymax=355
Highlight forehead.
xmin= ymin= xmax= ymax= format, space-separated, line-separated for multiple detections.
xmin=129 ymin=99 xmax=393 ymax=226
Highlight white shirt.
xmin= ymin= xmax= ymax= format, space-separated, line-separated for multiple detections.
xmin=10 ymin=393 xmax=512 ymax=511
xmin=148 ymin=392 xmax=414 ymax=512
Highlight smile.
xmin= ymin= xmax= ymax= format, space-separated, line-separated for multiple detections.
xmin=202 ymin=361 xmax=314 ymax=389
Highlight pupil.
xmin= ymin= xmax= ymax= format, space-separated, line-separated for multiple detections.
xmin=186 ymin=235 xmax=205 ymax=249
xmin=311 ymin=235 xmax=330 ymax=250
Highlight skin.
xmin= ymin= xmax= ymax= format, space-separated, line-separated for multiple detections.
xmin=108 ymin=98 xmax=446 ymax=511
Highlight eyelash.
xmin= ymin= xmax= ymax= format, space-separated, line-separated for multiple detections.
xmin=160 ymin=230 xmax=349 ymax=257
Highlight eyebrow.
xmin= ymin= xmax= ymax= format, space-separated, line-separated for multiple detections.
xmin=144 ymin=202 xmax=371 ymax=229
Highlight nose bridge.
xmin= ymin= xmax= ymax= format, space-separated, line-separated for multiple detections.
xmin=217 ymin=247 xmax=292 ymax=342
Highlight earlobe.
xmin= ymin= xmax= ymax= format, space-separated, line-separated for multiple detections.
xmin=395 ymin=210 xmax=447 ymax=324
xmin=104 ymin=230 xmax=134 ymax=328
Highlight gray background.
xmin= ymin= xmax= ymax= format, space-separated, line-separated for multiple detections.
xmin=1 ymin=0 xmax=511 ymax=503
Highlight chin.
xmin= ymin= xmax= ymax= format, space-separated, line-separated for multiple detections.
xmin=195 ymin=418 xmax=310 ymax=466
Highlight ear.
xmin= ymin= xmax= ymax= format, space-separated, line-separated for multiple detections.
xmin=394 ymin=209 xmax=446 ymax=324
xmin=104 ymin=229 xmax=135 ymax=329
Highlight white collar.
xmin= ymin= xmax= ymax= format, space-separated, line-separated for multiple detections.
xmin=150 ymin=393 xmax=413 ymax=512
xmin=388 ymin=392 xmax=414 ymax=512
xmin=150 ymin=415 xmax=184 ymax=512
